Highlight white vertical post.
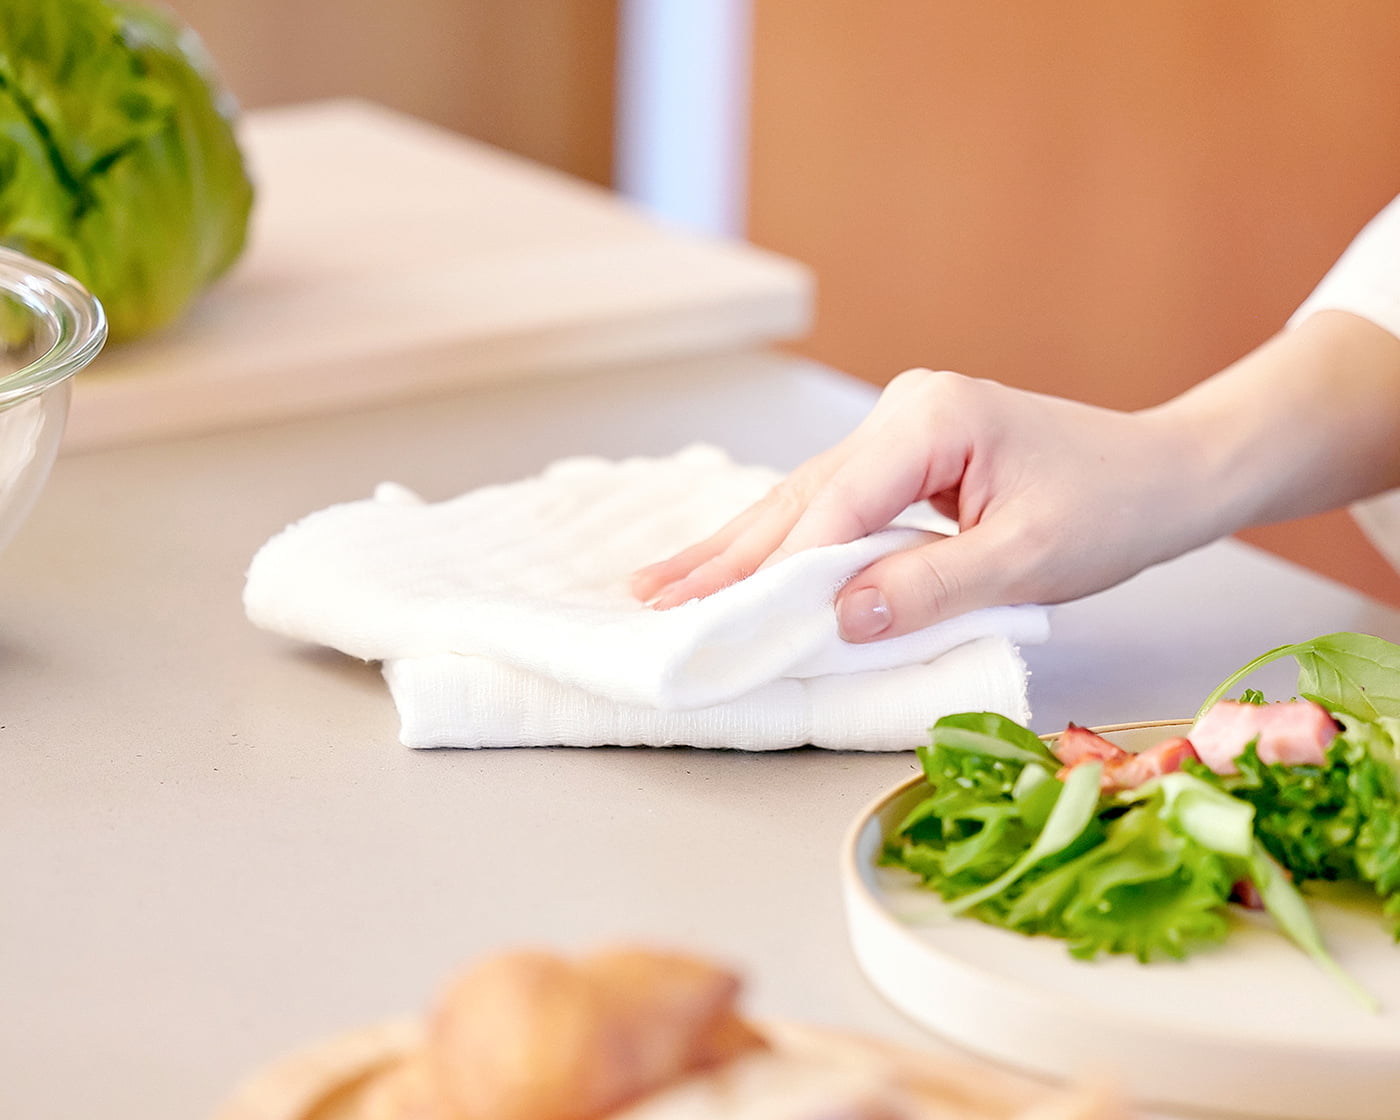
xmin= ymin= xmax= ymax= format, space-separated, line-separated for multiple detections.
xmin=615 ymin=0 xmax=754 ymax=238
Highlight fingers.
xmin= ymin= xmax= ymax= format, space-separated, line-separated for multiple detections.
xmin=772 ymin=447 xmax=963 ymax=568
xmin=835 ymin=526 xmax=1021 ymax=642
xmin=626 ymin=368 xmax=1170 ymax=641
xmin=766 ymin=371 xmax=978 ymax=564
xmin=631 ymin=369 xmax=982 ymax=611
xmin=642 ymin=449 xmax=922 ymax=608
xmin=631 ymin=447 xmax=849 ymax=607
xmin=644 ymin=515 xmax=800 ymax=613
xmin=629 ymin=521 xmax=749 ymax=604
xmin=629 ymin=471 xmax=817 ymax=607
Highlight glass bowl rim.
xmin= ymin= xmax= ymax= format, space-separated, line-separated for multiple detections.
xmin=0 ymin=246 xmax=108 ymax=409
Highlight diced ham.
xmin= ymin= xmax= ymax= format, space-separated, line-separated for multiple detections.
xmin=1230 ymin=877 xmax=1266 ymax=911
xmin=1099 ymin=736 xmax=1200 ymax=793
xmin=1231 ymin=864 xmax=1293 ymax=910
xmin=1051 ymin=727 xmax=1200 ymax=793
xmin=1188 ymin=700 xmax=1337 ymax=776
xmin=1052 ymin=723 xmax=1126 ymax=765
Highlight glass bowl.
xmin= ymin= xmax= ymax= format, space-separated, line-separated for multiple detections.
xmin=0 ymin=247 xmax=108 ymax=552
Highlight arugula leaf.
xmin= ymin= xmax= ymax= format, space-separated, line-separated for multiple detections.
xmin=928 ymin=711 xmax=1059 ymax=769
xmin=887 ymin=725 xmax=1091 ymax=910
xmin=887 ymin=744 xmax=1041 ymax=900
xmin=945 ymin=762 xmax=1103 ymax=915
xmin=888 ymin=712 xmax=1064 ymax=896
xmin=912 ymin=735 xmax=1024 ymax=815
xmin=1012 ymin=764 xmax=1060 ymax=831
xmin=1198 ymin=632 xmax=1400 ymax=722
xmin=1150 ymin=771 xmax=1257 ymax=858
xmin=1245 ymin=844 xmax=1377 ymax=1012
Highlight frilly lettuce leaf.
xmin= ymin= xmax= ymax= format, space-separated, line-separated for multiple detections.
xmin=891 ymin=739 xmax=1040 ymax=900
xmin=1004 ymin=799 xmax=1235 ymax=962
xmin=1334 ymin=717 xmax=1400 ymax=923
xmin=1188 ymin=742 xmax=1360 ymax=882
xmin=886 ymin=762 xmax=1238 ymax=962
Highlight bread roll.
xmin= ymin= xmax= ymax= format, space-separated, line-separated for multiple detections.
xmin=354 ymin=947 xmax=1126 ymax=1120
xmin=368 ymin=948 xmax=764 ymax=1120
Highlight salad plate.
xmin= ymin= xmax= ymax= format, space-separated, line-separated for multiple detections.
xmin=841 ymin=720 xmax=1400 ymax=1120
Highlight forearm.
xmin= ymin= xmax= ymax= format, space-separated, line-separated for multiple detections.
xmin=1146 ymin=309 xmax=1400 ymax=538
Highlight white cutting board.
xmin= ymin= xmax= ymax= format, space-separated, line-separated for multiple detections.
xmin=64 ymin=99 xmax=812 ymax=452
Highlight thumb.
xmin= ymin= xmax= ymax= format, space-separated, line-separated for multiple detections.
xmin=835 ymin=528 xmax=1018 ymax=642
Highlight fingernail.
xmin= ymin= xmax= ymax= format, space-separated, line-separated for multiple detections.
xmin=838 ymin=587 xmax=892 ymax=642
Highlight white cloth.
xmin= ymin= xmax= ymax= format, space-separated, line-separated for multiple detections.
xmin=244 ymin=445 xmax=1049 ymax=750
xmin=385 ymin=640 xmax=1034 ymax=751
xmin=1288 ymin=194 xmax=1400 ymax=569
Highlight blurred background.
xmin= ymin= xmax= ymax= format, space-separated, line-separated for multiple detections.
xmin=164 ymin=0 xmax=1400 ymax=604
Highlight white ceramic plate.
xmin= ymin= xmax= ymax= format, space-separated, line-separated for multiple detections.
xmin=841 ymin=721 xmax=1400 ymax=1120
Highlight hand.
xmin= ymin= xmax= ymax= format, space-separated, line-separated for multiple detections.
xmin=630 ymin=368 xmax=1220 ymax=641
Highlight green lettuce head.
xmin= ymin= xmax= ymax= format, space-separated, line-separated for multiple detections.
xmin=0 ymin=0 xmax=253 ymax=342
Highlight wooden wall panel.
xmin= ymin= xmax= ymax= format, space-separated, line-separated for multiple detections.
xmin=749 ymin=1 xmax=1400 ymax=603
xmin=164 ymin=0 xmax=619 ymax=185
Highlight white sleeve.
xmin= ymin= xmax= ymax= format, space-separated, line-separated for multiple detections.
xmin=1289 ymin=195 xmax=1400 ymax=339
xmin=1289 ymin=195 xmax=1400 ymax=572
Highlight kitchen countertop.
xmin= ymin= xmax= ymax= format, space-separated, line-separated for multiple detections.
xmin=4 ymin=348 xmax=1399 ymax=1120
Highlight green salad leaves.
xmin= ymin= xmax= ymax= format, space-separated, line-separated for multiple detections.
xmin=1193 ymin=633 xmax=1400 ymax=930
xmin=0 ymin=0 xmax=253 ymax=341
xmin=1198 ymin=631 xmax=1400 ymax=723
xmin=883 ymin=632 xmax=1400 ymax=1009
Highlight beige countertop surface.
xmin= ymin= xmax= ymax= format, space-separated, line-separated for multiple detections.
xmin=5 ymin=349 xmax=1400 ymax=1120
xmin=7 ymin=98 xmax=1399 ymax=1120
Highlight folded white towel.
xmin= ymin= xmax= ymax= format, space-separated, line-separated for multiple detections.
xmin=385 ymin=639 xmax=1038 ymax=750
xmin=244 ymin=445 xmax=1049 ymax=750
